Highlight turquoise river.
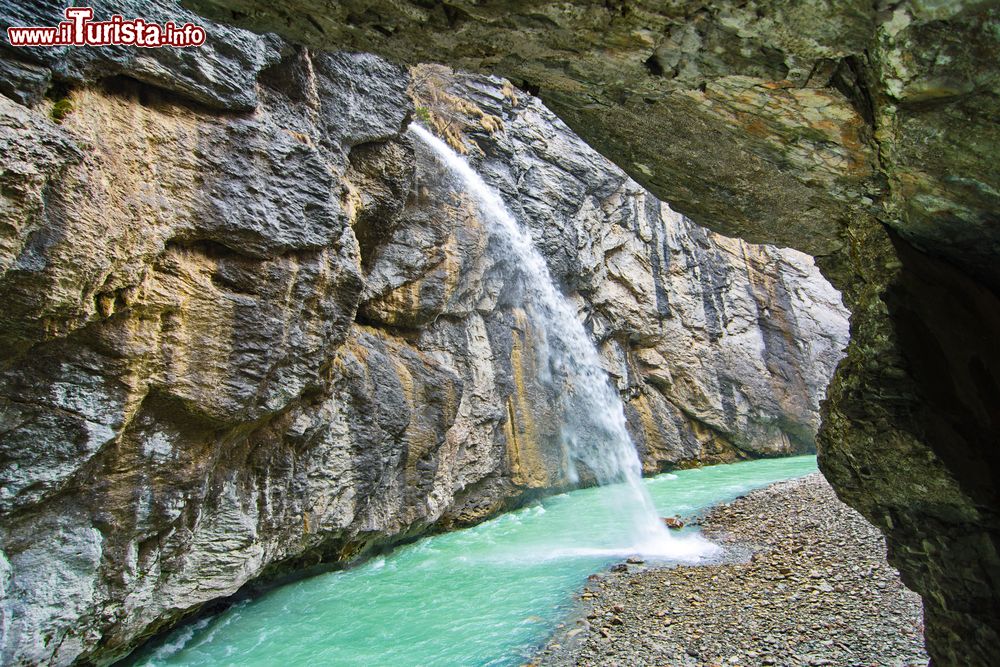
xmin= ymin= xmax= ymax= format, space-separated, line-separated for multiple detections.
xmin=131 ymin=455 xmax=818 ymax=666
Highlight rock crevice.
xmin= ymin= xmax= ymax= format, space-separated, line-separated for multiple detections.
xmin=2 ymin=7 xmax=848 ymax=664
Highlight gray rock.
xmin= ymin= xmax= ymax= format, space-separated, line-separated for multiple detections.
xmin=0 ymin=0 xmax=282 ymax=110
xmin=0 ymin=47 xmax=390 ymax=664
xmin=0 ymin=44 xmax=848 ymax=667
xmin=173 ymin=4 xmax=1000 ymax=661
xmin=441 ymin=70 xmax=849 ymax=467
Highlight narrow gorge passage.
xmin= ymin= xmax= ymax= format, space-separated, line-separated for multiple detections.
xmin=4 ymin=0 xmax=998 ymax=663
xmin=129 ymin=458 xmax=819 ymax=667
xmin=160 ymin=4 xmax=1000 ymax=660
xmin=1 ymin=10 xmax=858 ymax=664
xmin=126 ymin=129 xmax=842 ymax=667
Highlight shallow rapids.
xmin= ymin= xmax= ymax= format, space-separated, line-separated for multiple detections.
xmin=132 ymin=456 xmax=817 ymax=667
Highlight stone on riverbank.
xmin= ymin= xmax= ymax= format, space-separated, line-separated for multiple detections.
xmin=535 ymin=474 xmax=927 ymax=667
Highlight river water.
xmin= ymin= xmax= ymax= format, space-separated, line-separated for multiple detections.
xmin=132 ymin=456 xmax=817 ymax=666
xmin=131 ymin=126 xmax=821 ymax=666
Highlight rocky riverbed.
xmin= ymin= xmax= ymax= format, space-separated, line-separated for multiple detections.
xmin=533 ymin=474 xmax=928 ymax=667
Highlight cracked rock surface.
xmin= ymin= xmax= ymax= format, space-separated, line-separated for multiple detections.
xmin=0 ymin=4 xmax=848 ymax=663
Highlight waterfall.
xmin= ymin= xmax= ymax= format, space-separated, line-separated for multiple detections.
xmin=410 ymin=124 xmax=716 ymax=560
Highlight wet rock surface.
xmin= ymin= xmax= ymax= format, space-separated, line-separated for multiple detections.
xmin=172 ymin=4 xmax=1000 ymax=662
xmin=535 ymin=474 xmax=927 ymax=667
xmin=0 ymin=15 xmax=848 ymax=666
xmin=439 ymin=69 xmax=849 ymax=469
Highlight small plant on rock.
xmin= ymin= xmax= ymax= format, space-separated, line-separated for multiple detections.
xmin=408 ymin=64 xmax=504 ymax=154
xmin=50 ymin=97 xmax=74 ymax=123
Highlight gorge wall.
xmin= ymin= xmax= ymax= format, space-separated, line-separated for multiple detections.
xmin=176 ymin=1 xmax=1000 ymax=664
xmin=425 ymin=68 xmax=847 ymax=470
xmin=0 ymin=6 xmax=850 ymax=665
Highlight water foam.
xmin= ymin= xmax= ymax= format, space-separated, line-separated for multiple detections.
xmin=410 ymin=124 xmax=716 ymax=560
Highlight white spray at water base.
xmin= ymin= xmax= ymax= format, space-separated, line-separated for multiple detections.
xmin=410 ymin=124 xmax=718 ymax=562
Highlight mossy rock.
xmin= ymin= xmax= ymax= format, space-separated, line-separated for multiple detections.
xmin=51 ymin=98 xmax=74 ymax=123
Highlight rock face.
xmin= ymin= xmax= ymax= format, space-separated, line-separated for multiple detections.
xmin=0 ymin=45 xmax=415 ymax=665
xmin=0 ymin=0 xmax=282 ymax=109
xmin=0 ymin=6 xmax=845 ymax=664
xmin=434 ymin=69 xmax=848 ymax=470
xmin=175 ymin=2 xmax=1000 ymax=663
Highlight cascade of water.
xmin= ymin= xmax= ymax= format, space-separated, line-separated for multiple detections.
xmin=410 ymin=124 xmax=714 ymax=559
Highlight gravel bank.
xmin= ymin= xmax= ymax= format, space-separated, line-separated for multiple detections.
xmin=533 ymin=473 xmax=927 ymax=667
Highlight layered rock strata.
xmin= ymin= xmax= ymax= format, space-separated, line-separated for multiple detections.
xmin=175 ymin=2 xmax=1000 ymax=662
xmin=432 ymin=70 xmax=848 ymax=470
xmin=1 ymin=5 xmax=845 ymax=663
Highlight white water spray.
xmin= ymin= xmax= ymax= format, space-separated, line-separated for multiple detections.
xmin=410 ymin=124 xmax=716 ymax=560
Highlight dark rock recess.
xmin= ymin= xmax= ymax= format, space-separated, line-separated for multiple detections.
xmin=0 ymin=2 xmax=849 ymax=664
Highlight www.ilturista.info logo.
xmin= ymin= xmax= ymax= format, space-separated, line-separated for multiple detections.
xmin=7 ymin=7 xmax=206 ymax=48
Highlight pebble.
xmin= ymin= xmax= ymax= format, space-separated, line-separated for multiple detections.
xmin=532 ymin=474 xmax=929 ymax=667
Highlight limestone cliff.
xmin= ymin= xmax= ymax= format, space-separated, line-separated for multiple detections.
xmin=175 ymin=2 xmax=1000 ymax=663
xmin=419 ymin=68 xmax=848 ymax=470
xmin=0 ymin=6 xmax=845 ymax=663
